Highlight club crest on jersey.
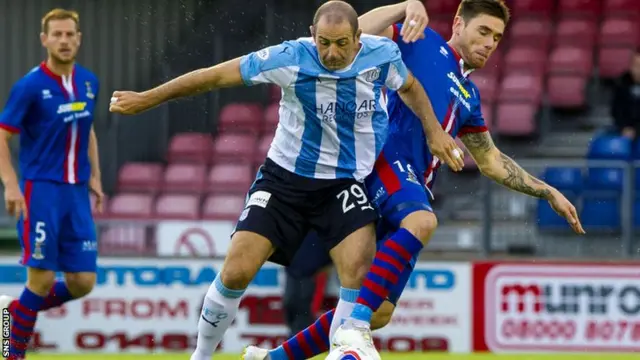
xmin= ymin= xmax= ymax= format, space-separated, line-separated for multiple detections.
xmin=363 ymin=67 xmax=381 ymax=82
xmin=257 ymin=47 xmax=270 ymax=60
xmin=85 ymin=81 xmax=95 ymax=99
xmin=41 ymin=89 xmax=52 ymax=99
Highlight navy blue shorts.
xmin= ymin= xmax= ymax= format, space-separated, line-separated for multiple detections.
xmin=17 ymin=180 xmax=97 ymax=272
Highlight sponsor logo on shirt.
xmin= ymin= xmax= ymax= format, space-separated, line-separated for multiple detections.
xmin=57 ymin=102 xmax=88 ymax=114
xmin=447 ymin=72 xmax=470 ymax=99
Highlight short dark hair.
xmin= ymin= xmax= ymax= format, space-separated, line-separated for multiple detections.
xmin=456 ymin=0 xmax=511 ymax=26
xmin=313 ymin=1 xmax=359 ymax=36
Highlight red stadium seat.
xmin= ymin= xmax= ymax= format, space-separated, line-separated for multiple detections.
xmin=599 ymin=18 xmax=639 ymax=47
xmin=117 ymin=162 xmax=163 ymax=193
xmin=208 ymin=163 xmax=253 ymax=194
xmin=99 ymin=226 xmax=151 ymax=256
xmin=263 ymin=103 xmax=280 ymax=134
xmin=255 ymin=134 xmax=273 ymax=164
xmin=212 ymin=133 xmax=257 ymax=164
xmin=154 ymin=194 xmax=200 ymax=220
xmin=218 ymin=103 xmax=262 ymax=134
xmin=604 ymin=0 xmax=640 ymax=19
xmin=598 ymin=47 xmax=634 ymax=78
xmin=470 ymin=72 xmax=498 ymax=103
xmin=498 ymin=73 xmax=543 ymax=103
xmin=479 ymin=50 xmax=503 ymax=78
xmin=495 ymin=102 xmax=538 ymax=136
xmin=167 ymin=132 xmax=213 ymax=164
xmin=426 ymin=0 xmax=459 ymax=17
xmin=558 ymin=0 xmax=602 ymax=19
xmin=554 ymin=19 xmax=598 ymax=49
xmin=108 ymin=193 xmax=154 ymax=219
xmin=509 ymin=18 xmax=553 ymax=50
xmin=511 ymin=0 xmax=555 ymax=18
xmin=269 ymin=85 xmax=281 ymax=103
xmin=163 ymin=163 xmax=207 ymax=193
xmin=429 ymin=19 xmax=452 ymax=40
xmin=202 ymin=194 xmax=245 ymax=221
xmin=546 ymin=75 xmax=588 ymax=108
xmin=503 ymin=47 xmax=546 ymax=76
xmin=480 ymin=101 xmax=494 ymax=129
xmin=548 ymin=47 xmax=594 ymax=77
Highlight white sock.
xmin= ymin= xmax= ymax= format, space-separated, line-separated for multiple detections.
xmin=329 ymin=287 xmax=359 ymax=345
xmin=190 ymin=274 xmax=245 ymax=360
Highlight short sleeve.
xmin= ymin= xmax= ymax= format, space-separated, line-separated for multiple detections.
xmin=458 ymin=99 xmax=488 ymax=137
xmin=0 ymin=79 xmax=33 ymax=133
xmin=383 ymin=42 xmax=409 ymax=91
xmin=392 ymin=23 xmax=402 ymax=43
xmin=239 ymin=41 xmax=299 ymax=88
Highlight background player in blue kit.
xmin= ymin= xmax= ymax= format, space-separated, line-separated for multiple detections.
xmin=110 ymin=2 xmax=462 ymax=359
xmin=0 ymin=9 xmax=103 ymax=360
xmin=245 ymin=1 xmax=586 ymax=359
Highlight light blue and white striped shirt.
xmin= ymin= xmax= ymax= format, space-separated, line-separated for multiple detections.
xmin=240 ymin=35 xmax=409 ymax=181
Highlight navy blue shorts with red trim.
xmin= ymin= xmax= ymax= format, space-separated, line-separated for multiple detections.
xmin=366 ymin=151 xmax=433 ymax=230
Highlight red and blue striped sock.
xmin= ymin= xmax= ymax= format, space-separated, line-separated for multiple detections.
xmin=9 ymin=287 xmax=45 ymax=359
xmin=351 ymin=228 xmax=423 ymax=323
xmin=268 ymin=309 xmax=335 ymax=360
xmin=39 ymin=281 xmax=74 ymax=311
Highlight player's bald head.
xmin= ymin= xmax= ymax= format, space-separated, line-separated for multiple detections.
xmin=313 ymin=1 xmax=359 ymax=37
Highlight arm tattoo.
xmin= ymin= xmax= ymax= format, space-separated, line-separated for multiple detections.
xmin=497 ymin=153 xmax=551 ymax=199
xmin=460 ymin=132 xmax=494 ymax=155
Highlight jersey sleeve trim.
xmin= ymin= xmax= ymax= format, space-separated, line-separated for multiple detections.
xmin=392 ymin=24 xmax=401 ymax=43
xmin=458 ymin=125 xmax=488 ymax=136
xmin=0 ymin=123 xmax=20 ymax=133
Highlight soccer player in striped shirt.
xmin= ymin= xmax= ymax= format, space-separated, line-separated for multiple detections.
xmin=110 ymin=2 xmax=464 ymax=359
xmin=0 ymin=9 xmax=103 ymax=360
xmin=244 ymin=0 xmax=586 ymax=359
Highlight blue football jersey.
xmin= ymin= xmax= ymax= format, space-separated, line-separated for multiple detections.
xmin=0 ymin=63 xmax=99 ymax=184
xmin=386 ymin=25 xmax=488 ymax=190
xmin=240 ymin=35 xmax=409 ymax=181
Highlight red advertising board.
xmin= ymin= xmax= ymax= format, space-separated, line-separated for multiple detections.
xmin=473 ymin=261 xmax=640 ymax=353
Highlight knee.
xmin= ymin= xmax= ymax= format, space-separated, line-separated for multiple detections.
xmin=370 ymin=301 xmax=395 ymax=330
xmin=219 ymin=262 xmax=256 ymax=290
xmin=64 ymin=273 xmax=96 ymax=297
xmin=400 ymin=211 xmax=438 ymax=243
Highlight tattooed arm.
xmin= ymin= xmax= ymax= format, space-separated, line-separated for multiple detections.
xmin=460 ymin=131 xmax=551 ymax=198
xmin=460 ymin=131 xmax=585 ymax=233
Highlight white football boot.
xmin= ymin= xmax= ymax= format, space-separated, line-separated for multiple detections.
xmin=331 ymin=320 xmax=381 ymax=360
xmin=242 ymin=346 xmax=270 ymax=360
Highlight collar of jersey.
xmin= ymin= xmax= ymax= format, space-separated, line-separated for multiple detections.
xmin=446 ymin=43 xmax=474 ymax=79
xmin=40 ymin=61 xmax=76 ymax=82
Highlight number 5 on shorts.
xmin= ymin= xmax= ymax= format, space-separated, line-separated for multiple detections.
xmin=35 ymin=221 xmax=46 ymax=243
xmin=337 ymin=184 xmax=373 ymax=213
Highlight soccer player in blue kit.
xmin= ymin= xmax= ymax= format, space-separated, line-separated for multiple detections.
xmin=244 ymin=1 xmax=586 ymax=359
xmin=0 ymin=9 xmax=103 ymax=360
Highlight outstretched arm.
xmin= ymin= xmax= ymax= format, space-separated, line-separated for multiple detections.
xmin=110 ymin=41 xmax=298 ymax=115
xmin=110 ymin=58 xmax=244 ymax=115
xmin=358 ymin=0 xmax=428 ymax=42
xmin=460 ymin=131 xmax=585 ymax=234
